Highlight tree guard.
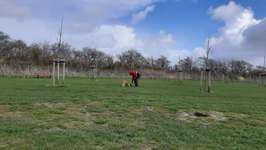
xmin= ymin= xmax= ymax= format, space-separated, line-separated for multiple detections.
xmin=52 ymin=58 xmax=66 ymax=86
xmin=88 ymin=65 xmax=97 ymax=80
xmin=259 ymin=73 xmax=266 ymax=87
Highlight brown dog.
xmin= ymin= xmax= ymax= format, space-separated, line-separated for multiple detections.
xmin=122 ymin=80 xmax=132 ymax=87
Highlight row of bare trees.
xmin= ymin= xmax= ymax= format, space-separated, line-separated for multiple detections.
xmin=0 ymin=31 xmax=264 ymax=78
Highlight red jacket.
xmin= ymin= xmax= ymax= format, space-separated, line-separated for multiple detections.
xmin=129 ymin=71 xmax=138 ymax=80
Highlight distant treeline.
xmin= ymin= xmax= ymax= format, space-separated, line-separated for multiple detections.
xmin=0 ymin=31 xmax=264 ymax=78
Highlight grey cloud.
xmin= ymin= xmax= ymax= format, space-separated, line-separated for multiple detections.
xmin=0 ymin=0 xmax=31 ymax=19
xmin=243 ymin=19 xmax=266 ymax=51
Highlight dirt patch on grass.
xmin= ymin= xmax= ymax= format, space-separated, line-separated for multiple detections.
xmin=45 ymin=127 xmax=65 ymax=132
xmin=85 ymin=101 xmax=107 ymax=113
xmin=0 ymin=110 xmax=25 ymax=118
xmin=0 ymin=105 xmax=10 ymax=113
xmin=128 ymin=107 xmax=144 ymax=115
xmin=177 ymin=110 xmax=226 ymax=122
xmin=128 ymin=106 xmax=166 ymax=115
xmin=0 ymin=137 xmax=34 ymax=150
xmin=0 ymin=101 xmax=113 ymax=131
xmin=32 ymin=101 xmax=118 ymax=129
xmin=34 ymin=102 xmax=66 ymax=109
xmin=2 ymin=101 xmax=148 ymax=131
xmin=0 ymin=104 xmax=40 ymax=125
xmin=177 ymin=110 xmax=251 ymax=125
xmin=225 ymin=112 xmax=248 ymax=119
xmin=62 ymin=121 xmax=92 ymax=129
xmin=35 ymin=102 xmax=92 ymax=117
xmin=144 ymin=106 xmax=154 ymax=112
xmin=63 ymin=104 xmax=93 ymax=120
xmin=140 ymin=144 xmax=155 ymax=150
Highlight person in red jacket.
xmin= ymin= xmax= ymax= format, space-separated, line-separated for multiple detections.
xmin=129 ymin=70 xmax=141 ymax=87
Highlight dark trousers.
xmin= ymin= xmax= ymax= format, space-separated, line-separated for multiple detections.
xmin=132 ymin=79 xmax=139 ymax=87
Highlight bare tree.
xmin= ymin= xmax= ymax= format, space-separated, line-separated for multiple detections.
xmin=119 ymin=50 xmax=147 ymax=69
xmin=155 ymin=56 xmax=170 ymax=70
xmin=179 ymin=57 xmax=194 ymax=73
xmin=201 ymin=39 xmax=212 ymax=93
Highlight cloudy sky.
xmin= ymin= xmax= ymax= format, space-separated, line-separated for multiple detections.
xmin=0 ymin=0 xmax=266 ymax=65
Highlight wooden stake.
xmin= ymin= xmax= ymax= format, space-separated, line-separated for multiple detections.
xmin=52 ymin=61 xmax=55 ymax=86
xmin=63 ymin=61 xmax=65 ymax=82
xmin=208 ymin=71 xmax=211 ymax=93
xmin=57 ymin=60 xmax=60 ymax=81
xmin=200 ymin=71 xmax=203 ymax=91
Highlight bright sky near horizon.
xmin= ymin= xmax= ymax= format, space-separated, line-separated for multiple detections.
xmin=0 ymin=0 xmax=266 ymax=65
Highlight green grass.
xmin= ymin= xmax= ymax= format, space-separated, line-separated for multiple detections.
xmin=0 ymin=78 xmax=266 ymax=150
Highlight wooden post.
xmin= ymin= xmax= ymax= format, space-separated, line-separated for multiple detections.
xmin=208 ymin=71 xmax=211 ymax=93
xmin=57 ymin=59 xmax=60 ymax=81
xmin=176 ymin=71 xmax=179 ymax=80
xmin=203 ymin=71 xmax=206 ymax=92
xmin=52 ymin=61 xmax=55 ymax=86
xmin=200 ymin=70 xmax=203 ymax=91
xmin=63 ymin=61 xmax=65 ymax=82
xmin=51 ymin=58 xmax=66 ymax=86
xmin=95 ymin=63 xmax=98 ymax=80
xmin=260 ymin=75 xmax=264 ymax=87
xmin=259 ymin=75 xmax=262 ymax=87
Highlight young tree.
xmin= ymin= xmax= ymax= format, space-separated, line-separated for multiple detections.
xmin=200 ymin=39 xmax=212 ymax=93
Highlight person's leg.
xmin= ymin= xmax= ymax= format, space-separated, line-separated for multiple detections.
xmin=134 ymin=79 xmax=139 ymax=87
xmin=133 ymin=79 xmax=136 ymax=87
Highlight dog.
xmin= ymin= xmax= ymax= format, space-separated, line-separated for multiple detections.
xmin=122 ymin=80 xmax=132 ymax=87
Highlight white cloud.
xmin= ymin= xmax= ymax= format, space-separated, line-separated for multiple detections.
xmin=0 ymin=0 xmax=160 ymax=33
xmin=210 ymin=1 xmax=259 ymax=45
xmin=132 ymin=5 xmax=156 ymax=24
xmin=65 ymin=24 xmax=192 ymax=63
xmin=0 ymin=0 xmax=170 ymax=57
xmin=209 ymin=1 xmax=266 ymax=65
xmin=0 ymin=0 xmax=188 ymax=64
xmin=76 ymin=25 xmax=138 ymax=55
xmin=79 ymin=0 xmax=157 ymax=18
xmin=2 ymin=0 xmax=266 ymax=66
xmin=138 ymin=30 xmax=176 ymax=51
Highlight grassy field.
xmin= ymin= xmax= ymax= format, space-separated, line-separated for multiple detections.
xmin=0 ymin=78 xmax=266 ymax=150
